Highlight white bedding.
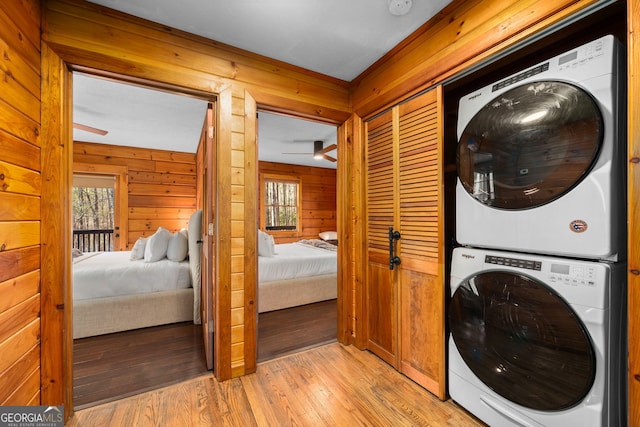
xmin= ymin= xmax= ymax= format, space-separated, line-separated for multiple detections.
xmin=73 ymin=251 xmax=192 ymax=301
xmin=259 ymin=240 xmax=337 ymax=283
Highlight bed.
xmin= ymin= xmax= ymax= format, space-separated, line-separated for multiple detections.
xmin=72 ymin=210 xmax=202 ymax=339
xmin=258 ymin=234 xmax=338 ymax=313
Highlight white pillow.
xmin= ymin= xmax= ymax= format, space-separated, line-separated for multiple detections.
xmin=318 ymin=231 xmax=338 ymax=241
xmin=130 ymin=237 xmax=147 ymax=260
xmin=258 ymin=229 xmax=275 ymax=257
xmin=167 ymin=231 xmax=188 ymax=262
xmin=144 ymin=227 xmax=171 ymax=262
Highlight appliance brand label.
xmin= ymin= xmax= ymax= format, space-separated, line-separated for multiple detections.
xmin=569 ymin=220 xmax=588 ymax=233
xmin=461 ymin=253 xmax=475 ymax=259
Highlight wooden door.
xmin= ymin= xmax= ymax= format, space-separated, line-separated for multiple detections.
xmin=365 ymin=87 xmax=446 ymax=398
xmin=202 ymin=102 xmax=216 ymax=371
xmin=397 ymin=87 xmax=446 ymax=399
xmin=365 ymin=110 xmax=398 ymax=367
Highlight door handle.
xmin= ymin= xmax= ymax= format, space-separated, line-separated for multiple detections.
xmin=388 ymin=227 xmax=401 ymax=270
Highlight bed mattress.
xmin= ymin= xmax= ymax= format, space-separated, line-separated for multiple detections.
xmin=73 ymin=251 xmax=192 ymax=300
xmin=259 ymin=241 xmax=337 ymax=282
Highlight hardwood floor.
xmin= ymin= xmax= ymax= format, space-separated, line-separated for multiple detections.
xmin=258 ymin=299 xmax=337 ymax=362
xmin=73 ymin=300 xmax=337 ymax=409
xmin=68 ymin=342 xmax=485 ymax=427
xmin=73 ymin=322 xmax=208 ymax=409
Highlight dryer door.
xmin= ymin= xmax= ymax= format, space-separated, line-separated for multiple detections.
xmin=448 ymin=270 xmax=595 ymax=411
xmin=457 ymin=81 xmax=602 ymax=209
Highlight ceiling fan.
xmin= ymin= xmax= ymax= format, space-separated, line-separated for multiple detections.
xmin=73 ymin=122 xmax=109 ymax=136
xmin=283 ymin=140 xmax=337 ymax=162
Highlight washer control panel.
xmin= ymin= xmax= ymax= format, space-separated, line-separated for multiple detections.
xmin=484 ymin=255 xmax=597 ymax=287
xmin=549 ymin=263 xmax=597 ymax=287
xmin=485 ymin=255 xmax=541 ymax=271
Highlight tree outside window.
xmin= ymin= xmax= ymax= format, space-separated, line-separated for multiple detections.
xmin=261 ymin=174 xmax=301 ymax=232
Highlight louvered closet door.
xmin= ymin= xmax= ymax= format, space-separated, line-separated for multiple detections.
xmin=397 ymin=87 xmax=445 ymax=398
xmin=365 ymin=109 xmax=398 ymax=366
xmin=365 ymin=86 xmax=445 ymax=398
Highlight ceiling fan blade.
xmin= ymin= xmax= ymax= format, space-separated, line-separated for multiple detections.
xmin=322 ymin=154 xmax=337 ymax=162
xmin=321 ymin=144 xmax=337 ymax=154
xmin=73 ymin=122 xmax=108 ymax=135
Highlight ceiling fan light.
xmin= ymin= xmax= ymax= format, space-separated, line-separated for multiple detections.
xmin=313 ymin=140 xmax=324 ymax=159
xmin=388 ymin=0 xmax=412 ymax=16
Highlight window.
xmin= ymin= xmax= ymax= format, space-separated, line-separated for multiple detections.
xmin=261 ymin=174 xmax=301 ymax=232
xmin=72 ymin=174 xmax=115 ymax=251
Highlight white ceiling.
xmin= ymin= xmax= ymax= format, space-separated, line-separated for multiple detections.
xmin=73 ymin=73 xmax=208 ymax=152
xmin=86 ymin=0 xmax=451 ymax=81
xmin=73 ymin=0 xmax=452 ymax=167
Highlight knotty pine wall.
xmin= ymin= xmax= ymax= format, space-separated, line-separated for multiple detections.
xmin=26 ymin=0 xmax=638 ymax=419
xmin=73 ymin=141 xmax=197 ymax=247
xmin=259 ymin=161 xmax=336 ymax=244
xmin=0 ymin=1 xmax=42 ymax=406
xmin=352 ymin=0 xmax=607 ymax=117
xmin=41 ymin=0 xmax=351 ymax=400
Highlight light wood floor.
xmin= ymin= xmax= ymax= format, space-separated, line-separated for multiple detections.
xmin=67 ymin=342 xmax=484 ymax=426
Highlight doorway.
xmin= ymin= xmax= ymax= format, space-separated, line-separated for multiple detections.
xmin=70 ymin=72 xmax=213 ymax=408
xmin=255 ymin=111 xmax=339 ymax=361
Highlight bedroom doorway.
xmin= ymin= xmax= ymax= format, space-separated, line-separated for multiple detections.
xmin=70 ymin=72 xmax=213 ymax=409
xmin=256 ymin=111 xmax=339 ymax=362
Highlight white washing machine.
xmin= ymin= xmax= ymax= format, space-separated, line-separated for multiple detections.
xmin=448 ymin=247 xmax=626 ymax=426
xmin=455 ymin=35 xmax=625 ymax=261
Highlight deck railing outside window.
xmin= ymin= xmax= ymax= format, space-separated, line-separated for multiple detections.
xmin=73 ymin=229 xmax=114 ymax=252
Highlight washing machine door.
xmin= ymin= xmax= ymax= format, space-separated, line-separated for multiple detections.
xmin=457 ymin=81 xmax=603 ymax=209
xmin=449 ymin=270 xmax=596 ymax=411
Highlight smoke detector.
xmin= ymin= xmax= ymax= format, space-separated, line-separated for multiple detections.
xmin=388 ymin=0 xmax=412 ymax=16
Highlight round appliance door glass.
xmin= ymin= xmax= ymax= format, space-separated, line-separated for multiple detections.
xmin=457 ymin=81 xmax=602 ymax=209
xmin=449 ymin=271 xmax=595 ymax=411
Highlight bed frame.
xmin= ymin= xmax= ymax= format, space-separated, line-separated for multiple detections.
xmin=258 ymin=274 xmax=337 ymax=313
xmin=73 ymin=289 xmax=194 ymax=339
xmin=73 ymin=210 xmax=203 ymax=340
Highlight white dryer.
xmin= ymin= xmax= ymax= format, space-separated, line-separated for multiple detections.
xmin=455 ymin=35 xmax=625 ymax=261
xmin=448 ymin=247 xmax=626 ymax=427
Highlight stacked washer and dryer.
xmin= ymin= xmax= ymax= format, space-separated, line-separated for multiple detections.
xmin=448 ymin=35 xmax=627 ymax=426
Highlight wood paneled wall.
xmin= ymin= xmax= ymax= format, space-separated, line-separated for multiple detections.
xmin=41 ymin=0 xmax=351 ymax=402
xmin=0 ymin=0 xmax=42 ymax=406
xmin=351 ymin=0 xmax=605 ymax=118
xmin=73 ymin=141 xmax=197 ymax=247
xmin=258 ymin=161 xmax=336 ymax=244
xmin=22 ymin=0 xmax=636 ymax=419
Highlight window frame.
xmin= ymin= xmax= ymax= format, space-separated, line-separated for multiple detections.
xmin=72 ymin=163 xmax=129 ymax=251
xmin=259 ymin=172 xmax=302 ymax=237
